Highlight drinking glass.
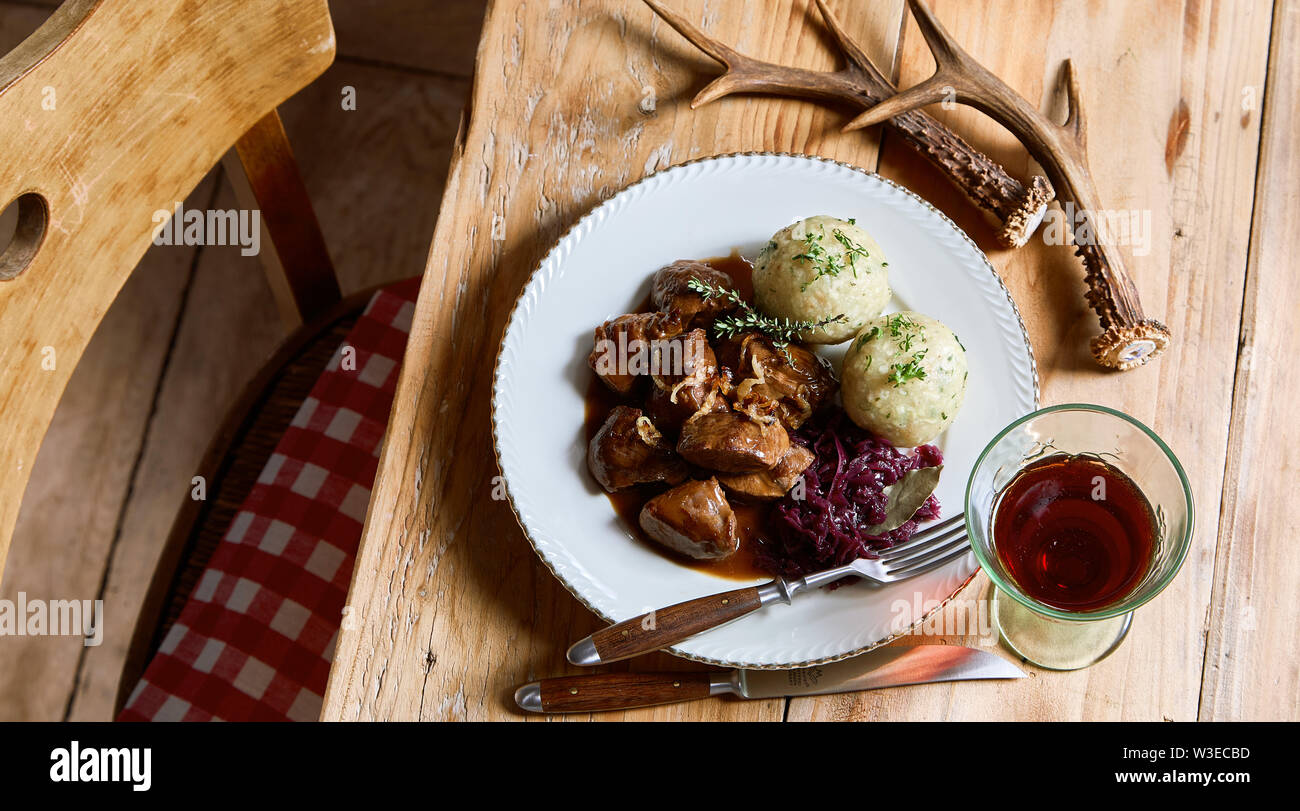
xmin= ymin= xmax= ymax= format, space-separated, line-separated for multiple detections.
xmin=965 ymin=404 xmax=1194 ymax=670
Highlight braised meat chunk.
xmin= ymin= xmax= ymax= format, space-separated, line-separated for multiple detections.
xmin=647 ymin=381 xmax=729 ymax=437
xmin=731 ymin=333 xmax=838 ymax=430
xmin=581 ymin=256 xmax=858 ymax=573
xmin=651 ymin=328 xmax=716 ymax=385
xmin=639 ymin=478 xmax=739 ymax=560
xmin=646 ymin=329 xmax=728 ymax=435
xmin=717 ymin=444 xmax=815 ymax=500
xmin=650 ymin=260 xmax=739 ymax=327
xmin=589 ymin=311 xmax=683 ymax=395
xmin=676 ymin=408 xmax=790 ymax=473
xmin=587 ymin=406 xmax=688 ymax=492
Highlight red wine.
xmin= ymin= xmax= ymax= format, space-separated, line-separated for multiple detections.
xmin=992 ymin=454 xmax=1156 ymax=611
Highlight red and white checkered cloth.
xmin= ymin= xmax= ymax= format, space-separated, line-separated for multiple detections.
xmin=119 ymin=278 xmax=420 ymax=721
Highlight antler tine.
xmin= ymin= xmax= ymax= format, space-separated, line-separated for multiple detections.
xmin=813 ymin=0 xmax=878 ymax=77
xmin=843 ymin=75 xmax=950 ymax=131
xmin=644 ymin=0 xmax=877 ymax=109
xmin=838 ymin=0 xmax=1169 ymax=369
xmin=1061 ymin=59 xmax=1087 ymax=147
xmin=902 ymin=0 xmax=972 ymax=72
xmin=843 ymin=0 xmax=978 ymax=132
xmin=642 ymin=0 xmax=751 ymax=108
xmin=642 ymin=0 xmax=1055 ymax=251
xmin=643 ymin=0 xmax=738 ymax=68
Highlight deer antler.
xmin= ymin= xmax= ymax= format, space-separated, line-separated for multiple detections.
xmin=847 ymin=0 xmax=1170 ymax=370
xmin=644 ymin=0 xmax=1053 ymax=249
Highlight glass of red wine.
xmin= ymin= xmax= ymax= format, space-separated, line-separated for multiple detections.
xmin=965 ymin=404 xmax=1194 ymax=670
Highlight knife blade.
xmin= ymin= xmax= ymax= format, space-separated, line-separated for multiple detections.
xmin=515 ymin=645 xmax=1023 ymax=714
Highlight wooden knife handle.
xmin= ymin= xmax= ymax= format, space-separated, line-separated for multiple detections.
xmin=571 ymin=585 xmax=765 ymax=665
xmin=520 ymin=672 xmax=717 ymax=713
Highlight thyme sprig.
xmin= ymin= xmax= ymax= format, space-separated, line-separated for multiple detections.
xmin=686 ymin=278 xmax=846 ymax=356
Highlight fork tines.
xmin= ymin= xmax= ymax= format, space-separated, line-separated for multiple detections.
xmin=878 ymin=514 xmax=970 ymax=577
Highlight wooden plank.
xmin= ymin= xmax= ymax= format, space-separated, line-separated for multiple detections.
xmin=1199 ymin=0 xmax=1299 ymax=722
xmin=0 ymin=3 xmax=49 ymax=253
xmin=323 ymin=0 xmax=917 ymax=721
xmin=789 ymin=0 xmax=1274 ymax=721
xmin=65 ymin=60 xmax=471 ymax=719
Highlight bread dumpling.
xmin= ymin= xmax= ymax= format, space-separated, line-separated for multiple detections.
xmin=841 ymin=311 xmax=968 ymax=446
xmin=752 ymin=215 xmax=890 ymax=344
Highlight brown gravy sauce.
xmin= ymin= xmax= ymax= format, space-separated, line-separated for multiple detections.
xmin=583 ymin=253 xmax=775 ymax=581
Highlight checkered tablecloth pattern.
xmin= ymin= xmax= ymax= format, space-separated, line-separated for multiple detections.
xmin=119 ymin=279 xmax=420 ymax=721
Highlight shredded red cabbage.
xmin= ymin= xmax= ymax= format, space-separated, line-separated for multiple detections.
xmin=758 ymin=410 xmax=942 ymax=579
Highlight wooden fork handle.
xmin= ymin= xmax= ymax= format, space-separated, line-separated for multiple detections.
xmin=516 ymin=672 xmax=719 ymax=713
xmin=567 ymin=585 xmax=768 ymax=665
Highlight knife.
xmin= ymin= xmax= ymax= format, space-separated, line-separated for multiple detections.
xmin=515 ymin=645 xmax=1023 ymax=714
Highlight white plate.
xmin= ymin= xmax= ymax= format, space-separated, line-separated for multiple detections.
xmin=492 ymin=153 xmax=1038 ymax=669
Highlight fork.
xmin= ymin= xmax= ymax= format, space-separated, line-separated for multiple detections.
xmin=567 ymin=514 xmax=969 ymax=666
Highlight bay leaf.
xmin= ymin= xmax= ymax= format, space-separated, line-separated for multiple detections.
xmin=863 ymin=465 xmax=943 ymax=535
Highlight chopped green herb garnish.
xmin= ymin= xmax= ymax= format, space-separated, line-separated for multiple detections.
xmin=888 ymin=349 xmax=929 ymax=387
xmin=886 ymin=313 xmax=925 ymax=352
xmin=880 ymin=315 xmax=930 ymax=386
xmin=886 ymin=313 xmax=918 ymax=336
xmin=854 ymin=326 xmax=881 ymax=351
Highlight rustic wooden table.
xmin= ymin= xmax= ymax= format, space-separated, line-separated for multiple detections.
xmin=320 ymin=0 xmax=1298 ymax=721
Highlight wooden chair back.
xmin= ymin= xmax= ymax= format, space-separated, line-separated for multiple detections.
xmin=0 ymin=0 xmax=337 ymax=578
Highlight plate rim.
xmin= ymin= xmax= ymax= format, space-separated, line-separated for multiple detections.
xmin=490 ymin=150 xmax=1041 ymax=669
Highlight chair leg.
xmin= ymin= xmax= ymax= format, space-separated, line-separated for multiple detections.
xmin=226 ymin=109 xmax=341 ymax=329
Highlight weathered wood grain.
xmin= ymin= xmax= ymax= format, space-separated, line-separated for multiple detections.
xmin=323 ymin=0 xmax=909 ymax=721
xmin=1199 ymin=0 xmax=1299 ymax=722
xmin=789 ymin=0 xmax=1275 ymax=721
xmin=326 ymin=0 xmax=1287 ymax=722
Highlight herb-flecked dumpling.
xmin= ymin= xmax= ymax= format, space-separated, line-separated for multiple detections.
xmin=752 ymin=215 xmax=890 ymax=344
xmin=841 ymin=311 xmax=967 ymax=446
